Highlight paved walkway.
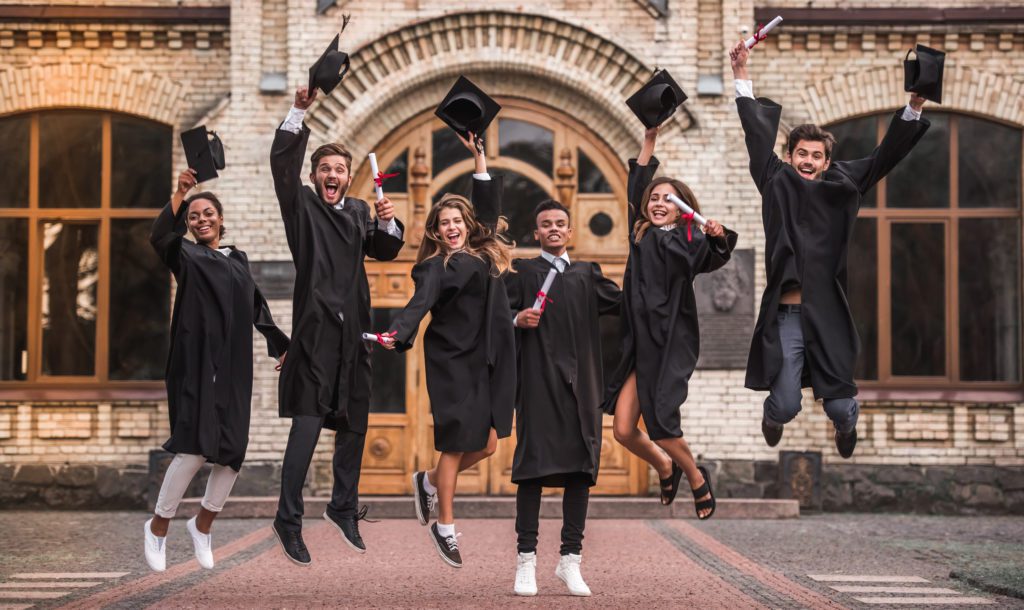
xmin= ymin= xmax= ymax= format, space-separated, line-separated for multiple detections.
xmin=0 ymin=512 xmax=1020 ymax=609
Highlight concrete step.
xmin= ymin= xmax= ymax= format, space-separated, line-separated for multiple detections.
xmin=179 ymin=496 xmax=799 ymax=520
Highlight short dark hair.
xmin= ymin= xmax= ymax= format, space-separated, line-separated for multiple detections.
xmin=310 ymin=142 xmax=353 ymax=173
xmin=533 ymin=199 xmax=570 ymax=222
xmin=184 ymin=191 xmax=226 ymax=239
xmin=787 ymin=124 xmax=836 ymax=159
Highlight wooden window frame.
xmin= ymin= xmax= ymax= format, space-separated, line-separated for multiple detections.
xmin=0 ymin=110 xmax=168 ymax=401
xmin=838 ymin=111 xmax=1024 ymax=400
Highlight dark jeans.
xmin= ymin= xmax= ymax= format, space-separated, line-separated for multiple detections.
xmin=516 ymin=475 xmax=590 ymax=556
xmin=275 ymin=415 xmax=366 ymax=532
xmin=763 ymin=306 xmax=859 ymax=433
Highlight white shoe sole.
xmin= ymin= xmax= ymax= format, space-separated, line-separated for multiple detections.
xmin=143 ymin=520 xmax=166 ymax=573
xmin=271 ymin=524 xmax=311 ymax=567
xmin=514 ymin=587 xmax=538 ymax=597
xmin=412 ymin=473 xmax=428 ymax=526
xmin=186 ymin=518 xmax=215 ymax=569
xmin=429 ymin=528 xmax=462 ymax=569
xmin=556 ymin=571 xmax=591 ymax=597
xmin=323 ymin=513 xmax=366 ymax=554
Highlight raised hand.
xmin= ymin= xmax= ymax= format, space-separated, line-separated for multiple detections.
xmin=176 ymin=168 xmax=198 ymax=196
xmin=909 ymin=93 xmax=926 ymax=113
xmin=294 ymin=86 xmax=317 ymax=110
xmin=704 ymin=218 xmax=725 ymax=238
xmin=729 ymin=40 xmax=750 ymax=79
xmin=375 ymin=196 xmax=395 ymax=223
xmin=457 ymin=131 xmax=487 ymax=174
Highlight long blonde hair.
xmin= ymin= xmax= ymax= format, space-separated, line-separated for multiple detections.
xmin=633 ymin=176 xmax=704 ymax=244
xmin=416 ymin=193 xmax=514 ymax=276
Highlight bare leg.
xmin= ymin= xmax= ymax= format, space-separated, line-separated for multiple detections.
xmin=194 ymin=508 xmax=218 ymax=534
xmin=654 ymin=437 xmax=712 ymax=518
xmin=150 ymin=516 xmax=171 ymax=537
xmin=612 ymin=372 xmax=673 ymax=480
xmin=456 ymin=428 xmax=498 ymax=472
xmin=432 ymin=451 xmax=463 ymax=524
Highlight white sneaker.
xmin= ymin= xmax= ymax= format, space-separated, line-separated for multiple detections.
xmin=186 ymin=516 xmax=215 ymax=569
xmin=555 ymin=553 xmax=591 ymax=596
xmin=514 ymin=552 xmax=538 ymax=596
xmin=143 ymin=518 xmax=166 ymax=572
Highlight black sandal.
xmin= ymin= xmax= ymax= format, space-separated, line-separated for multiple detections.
xmin=692 ymin=465 xmax=716 ymax=520
xmin=659 ymin=463 xmax=683 ymax=505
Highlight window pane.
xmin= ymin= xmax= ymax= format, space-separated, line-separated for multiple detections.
xmin=959 ymin=218 xmax=1021 ymax=381
xmin=42 ymin=222 xmax=98 ymax=376
xmin=498 ymin=119 xmax=553 ymax=174
xmin=848 ymin=218 xmax=878 ymax=380
xmin=0 ymin=115 xmax=29 ymax=208
xmin=434 ymin=171 xmax=550 ymax=248
xmin=39 ymin=112 xmax=102 ymax=209
xmin=432 ymin=128 xmax=473 ymax=176
xmin=886 ymin=114 xmax=949 ymax=208
xmin=108 ymin=219 xmax=170 ymax=380
xmin=0 ymin=219 xmax=28 ymax=380
xmin=380 ymin=149 xmax=408 ymax=193
xmin=369 ymin=308 xmax=406 ymax=413
xmin=578 ymin=149 xmax=612 ymax=194
xmin=829 ymin=116 xmax=877 ymax=208
xmin=111 ymin=115 xmax=171 ymax=208
xmin=891 ymin=223 xmax=945 ymax=376
xmin=959 ymin=116 xmax=1021 ymax=209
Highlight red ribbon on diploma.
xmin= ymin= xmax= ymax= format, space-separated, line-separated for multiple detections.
xmin=535 ymin=290 xmax=554 ymax=312
xmin=682 ymin=212 xmax=695 ymax=242
xmin=749 ymin=23 xmax=769 ymax=47
xmin=373 ymin=171 xmax=400 ymax=188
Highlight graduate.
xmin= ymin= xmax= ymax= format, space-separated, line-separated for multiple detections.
xmin=378 ymin=131 xmax=516 ymax=569
xmin=601 ymin=122 xmax=737 ymax=520
xmin=270 ymin=85 xmax=405 ymax=566
xmin=729 ymin=41 xmax=931 ymax=458
xmin=145 ymin=168 xmax=290 ymax=572
xmin=504 ymin=200 xmax=621 ymax=597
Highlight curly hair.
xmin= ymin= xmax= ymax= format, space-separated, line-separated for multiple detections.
xmin=417 ymin=194 xmax=514 ymax=276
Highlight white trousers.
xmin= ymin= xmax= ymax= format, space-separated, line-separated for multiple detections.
xmin=154 ymin=453 xmax=239 ymax=518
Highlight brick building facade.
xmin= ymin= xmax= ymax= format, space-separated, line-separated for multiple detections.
xmin=1 ymin=1 xmax=1022 ymax=512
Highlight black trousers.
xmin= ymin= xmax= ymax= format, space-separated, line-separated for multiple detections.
xmin=515 ymin=474 xmax=590 ymax=556
xmin=275 ymin=415 xmax=365 ymax=532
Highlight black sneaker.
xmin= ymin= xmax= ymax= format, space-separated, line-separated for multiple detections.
xmin=271 ymin=520 xmax=311 ymax=566
xmin=835 ymin=427 xmax=858 ymax=459
xmin=412 ymin=471 xmax=434 ymax=526
xmin=324 ymin=506 xmax=375 ymax=553
xmin=429 ymin=522 xmax=462 ymax=568
xmin=762 ymin=416 xmax=783 ymax=447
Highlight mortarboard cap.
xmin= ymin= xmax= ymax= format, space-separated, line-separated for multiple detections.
xmin=308 ymin=33 xmax=351 ymax=95
xmin=434 ymin=76 xmax=502 ymax=138
xmin=904 ymin=44 xmax=945 ymax=105
xmin=180 ymin=125 xmax=224 ymax=183
xmin=626 ymin=70 xmax=687 ymax=129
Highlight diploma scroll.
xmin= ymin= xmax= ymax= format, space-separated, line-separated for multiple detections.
xmin=368 ymin=153 xmax=385 ymax=201
xmin=362 ymin=332 xmax=393 ymax=345
xmin=744 ymin=16 xmax=783 ymax=49
xmin=666 ymin=194 xmax=708 ymax=227
xmin=532 ymin=267 xmax=558 ymax=312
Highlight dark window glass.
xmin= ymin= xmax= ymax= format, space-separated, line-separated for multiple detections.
xmin=498 ymin=119 xmax=553 ymax=174
xmin=380 ymin=149 xmax=408 ymax=193
xmin=578 ymin=149 xmax=612 ymax=194
xmin=369 ymin=308 xmax=406 ymax=413
xmin=434 ymin=171 xmax=550 ymax=248
xmin=0 ymin=115 xmax=30 ymax=208
xmin=891 ymin=223 xmax=945 ymax=376
xmin=848 ymin=218 xmax=878 ymax=380
xmin=887 ymin=114 xmax=949 ymax=208
xmin=959 ymin=116 xmax=1021 ymax=209
xmin=829 ymin=116 xmax=877 ymax=208
xmin=432 ymin=128 xmax=473 ymax=176
xmin=959 ymin=218 xmax=1021 ymax=381
xmin=39 ymin=112 xmax=102 ymax=209
xmin=0 ymin=219 xmax=28 ymax=380
xmin=108 ymin=219 xmax=170 ymax=380
xmin=111 ymin=115 xmax=172 ymax=208
xmin=41 ymin=222 xmax=99 ymax=376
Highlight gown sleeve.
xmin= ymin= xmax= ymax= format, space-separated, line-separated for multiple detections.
xmin=591 ymin=263 xmax=623 ymax=316
xmin=149 ymin=200 xmax=189 ymax=275
xmin=388 ymin=258 xmax=445 ymax=352
xmin=504 ymin=259 xmax=527 ymax=312
xmin=736 ymin=97 xmax=787 ymax=194
xmin=627 ymin=156 xmax=660 ymax=238
xmin=253 ymin=284 xmax=291 ymax=359
xmin=364 ymin=210 xmax=406 ymax=261
xmin=270 ymin=122 xmax=310 ymax=243
xmin=832 ymin=111 xmax=931 ymax=196
xmin=472 ymin=174 xmax=504 ymax=231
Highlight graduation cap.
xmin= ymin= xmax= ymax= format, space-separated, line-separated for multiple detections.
xmin=308 ymin=33 xmax=351 ymax=95
xmin=626 ymin=70 xmax=688 ymax=129
xmin=904 ymin=44 xmax=945 ymax=104
xmin=180 ymin=125 xmax=225 ymax=183
xmin=434 ymin=76 xmax=501 ymax=138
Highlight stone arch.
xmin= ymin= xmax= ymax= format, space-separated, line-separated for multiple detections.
xmin=305 ymin=10 xmax=692 ymax=162
xmin=802 ymin=64 xmax=1024 ymax=127
xmin=0 ymin=62 xmax=186 ymax=125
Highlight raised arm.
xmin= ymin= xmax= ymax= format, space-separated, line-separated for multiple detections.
xmin=149 ymin=168 xmax=197 ymax=273
xmin=730 ymin=40 xmax=786 ymax=192
xmin=270 ymin=87 xmax=316 ymax=220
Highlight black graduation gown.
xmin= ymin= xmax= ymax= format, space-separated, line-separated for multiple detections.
xmin=270 ymin=123 xmax=404 ymax=433
xmin=388 ymin=177 xmax=516 ymax=453
xmin=738 ymin=97 xmax=930 ymax=399
xmin=505 ymin=256 xmax=621 ymax=486
xmin=601 ymin=157 xmax=738 ymax=440
xmin=150 ymin=201 xmax=290 ymax=471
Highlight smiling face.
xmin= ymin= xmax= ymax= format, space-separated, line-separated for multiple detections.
xmin=437 ymin=206 xmax=467 ymax=251
xmin=310 ymin=154 xmax=350 ymax=205
xmin=786 ymin=139 xmax=831 ymax=181
xmin=646 ymin=183 xmax=683 ymax=227
xmin=534 ymin=208 xmax=572 ymax=254
xmin=187 ymin=197 xmax=223 ymax=246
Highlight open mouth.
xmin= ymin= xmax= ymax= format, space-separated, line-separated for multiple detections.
xmin=546 ymin=233 xmax=563 ymax=243
xmin=651 ymin=208 xmax=669 ymax=221
xmin=445 ymin=230 xmax=462 ymax=247
xmin=196 ymin=225 xmax=212 ymax=236
xmin=324 ymin=180 xmax=340 ymax=199
xmin=798 ymin=166 xmax=815 ymax=178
